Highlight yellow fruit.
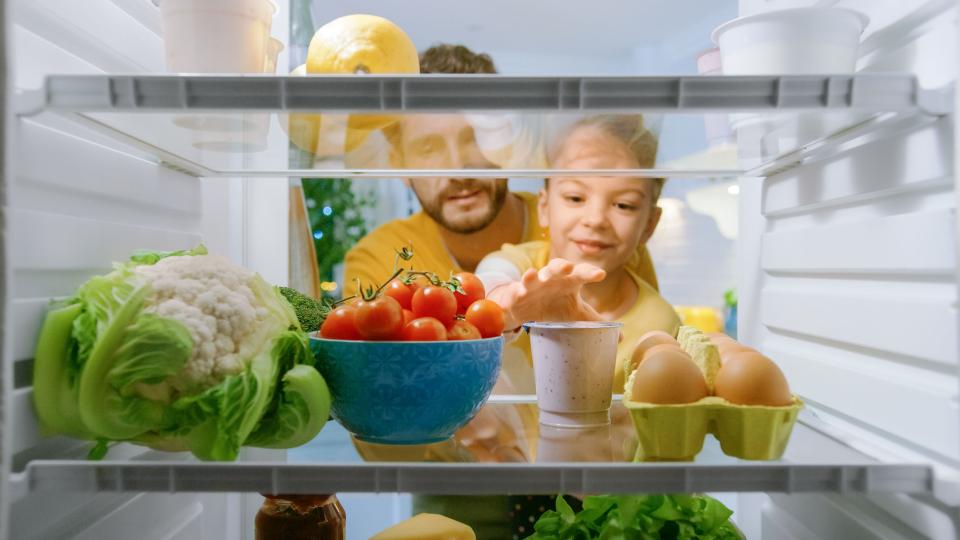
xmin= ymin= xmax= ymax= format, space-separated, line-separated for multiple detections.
xmin=306 ymin=14 xmax=419 ymax=131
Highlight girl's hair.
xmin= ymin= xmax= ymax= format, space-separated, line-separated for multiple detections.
xmin=549 ymin=115 xmax=666 ymax=202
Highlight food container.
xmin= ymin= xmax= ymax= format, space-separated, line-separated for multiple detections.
xmin=624 ymin=395 xmax=803 ymax=461
xmin=158 ymin=0 xmax=277 ymax=73
xmin=713 ymin=7 xmax=870 ymax=160
xmin=523 ymin=321 xmax=622 ymax=428
xmin=712 ymin=7 xmax=869 ymax=76
xmin=310 ymin=336 xmax=502 ymax=445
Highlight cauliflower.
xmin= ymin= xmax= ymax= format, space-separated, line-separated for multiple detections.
xmin=33 ymin=247 xmax=331 ymax=461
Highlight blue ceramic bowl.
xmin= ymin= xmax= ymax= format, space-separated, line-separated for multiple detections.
xmin=309 ymin=336 xmax=503 ymax=445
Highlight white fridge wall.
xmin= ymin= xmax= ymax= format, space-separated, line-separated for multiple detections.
xmin=0 ymin=0 xmax=289 ymax=539
xmin=737 ymin=0 xmax=960 ymax=538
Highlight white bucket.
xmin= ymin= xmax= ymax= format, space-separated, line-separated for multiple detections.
xmin=158 ymin=0 xmax=276 ymax=73
xmin=712 ymin=8 xmax=869 ymax=165
xmin=712 ymin=7 xmax=869 ymax=75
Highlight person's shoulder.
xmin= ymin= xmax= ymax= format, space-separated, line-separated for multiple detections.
xmin=350 ymin=212 xmax=437 ymax=253
xmin=502 ymin=240 xmax=548 ymax=264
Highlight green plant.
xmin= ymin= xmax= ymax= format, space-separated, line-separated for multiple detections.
xmin=302 ymin=179 xmax=376 ymax=297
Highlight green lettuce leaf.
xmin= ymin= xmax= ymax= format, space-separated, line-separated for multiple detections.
xmin=525 ymin=494 xmax=741 ymax=540
xmin=127 ymin=245 xmax=208 ymax=266
xmin=245 ymin=364 xmax=331 ymax=448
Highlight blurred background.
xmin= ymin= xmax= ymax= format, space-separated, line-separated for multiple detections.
xmin=294 ymin=0 xmax=739 ymax=315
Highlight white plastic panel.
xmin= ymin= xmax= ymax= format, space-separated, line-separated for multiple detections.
xmin=761 ymin=283 xmax=956 ymax=366
xmin=762 ymin=209 xmax=955 ymax=275
xmin=736 ymin=1 xmax=960 ymax=539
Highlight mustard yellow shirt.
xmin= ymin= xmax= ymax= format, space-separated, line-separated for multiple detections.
xmin=343 ymin=191 xmax=660 ymax=297
xmin=485 ymin=241 xmax=680 ymax=393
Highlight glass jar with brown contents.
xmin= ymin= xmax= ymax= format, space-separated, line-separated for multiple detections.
xmin=255 ymin=493 xmax=346 ymax=540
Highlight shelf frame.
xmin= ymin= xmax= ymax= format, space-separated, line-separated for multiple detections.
xmin=15 ymin=73 xmax=951 ymax=179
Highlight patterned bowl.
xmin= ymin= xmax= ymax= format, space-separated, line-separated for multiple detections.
xmin=309 ymin=336 xmax=503 ymax=445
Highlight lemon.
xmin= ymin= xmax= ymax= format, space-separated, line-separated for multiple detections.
xmin=307 ymin=14 xmax=419 ymax=132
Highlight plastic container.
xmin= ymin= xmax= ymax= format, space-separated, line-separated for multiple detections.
xmin=309 ymin=336 xmax=502 ymax=445
xmin=523 ymin=321 xmax=623 ymax=428
xmin=624 ymin=396 xmax=803 ymax=461
xmin=711 ymin=7 xmax=869 ymax=75
xmin=158 ymin=0 xmax=276 ymax=73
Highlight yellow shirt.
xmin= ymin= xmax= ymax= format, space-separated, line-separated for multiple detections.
xmin=487 ymin=241 xmax=680 ymax=393
xmin=343 ymin=192 xmax=660 ymax=297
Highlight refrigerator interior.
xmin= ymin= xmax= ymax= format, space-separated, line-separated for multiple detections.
xmin=1 ymin=0 xmax=958 ymax=539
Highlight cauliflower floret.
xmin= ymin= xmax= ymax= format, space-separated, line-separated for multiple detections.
xmin=134 ymin=254 xmax=272 ymax=390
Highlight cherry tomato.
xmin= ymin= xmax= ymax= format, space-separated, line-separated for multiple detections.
xmin=401 ymin=317 xmax=448 ymax=341
xmin=320 ymin=305 xmax=363 ymax=340
xmin=411 ymin=285 xmax=458 ymax=326
xmin=465 ymin=299 xmax=505 ymax=338
xmin=355 ymin=296 xmax=404 ymax=340
xmin=453 ymin=272 xmax=485 ymax=314
xmin=384 ymin=279 xmax=416 ymax=310
xmin=402 ymin=308 xmax=415 ymax=326
xmin=447 ymin=319 xmax=482 ymax=341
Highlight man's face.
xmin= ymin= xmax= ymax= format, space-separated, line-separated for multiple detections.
xmin=393 ymin=114 xmax=508 ymax=234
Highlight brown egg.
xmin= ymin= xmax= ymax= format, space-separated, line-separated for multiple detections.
xmin=716 ymin=340 xmax=753 ymax=363
xmin=627 ymin=331 xmax=680 ymax=373
xmin=706 ymin=332 xmax=733 ymax=345
xmin=714 ymin=351 xmax=793 ymax=406
xmin=629 ymin=348 xmax=709 ymax=404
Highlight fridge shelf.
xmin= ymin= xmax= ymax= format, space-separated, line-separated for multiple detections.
xmin=15 ymin=73 xmax=949 ymax=178
xmin=14 ymin=398 xmax=937 ymax=498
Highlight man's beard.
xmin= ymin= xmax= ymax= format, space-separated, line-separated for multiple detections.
xmin=417 ymin=180 xmax=509 ymax=234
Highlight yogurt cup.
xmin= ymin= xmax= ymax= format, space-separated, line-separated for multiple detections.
xmin=523 ymin=321 xmax=622 ymax=428
xmin=711 ymin=7 xmax=869 ymax=76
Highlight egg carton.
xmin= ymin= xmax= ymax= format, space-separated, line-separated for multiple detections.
xmin=623 ymin=395 xmax=803 ymax=461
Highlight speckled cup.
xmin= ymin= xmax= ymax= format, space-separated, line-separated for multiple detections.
xmin=523 ymin=321 xmax=623 ymax=428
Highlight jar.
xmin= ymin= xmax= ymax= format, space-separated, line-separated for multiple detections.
xmin=255 ymin=493 xmax=346 ymax=540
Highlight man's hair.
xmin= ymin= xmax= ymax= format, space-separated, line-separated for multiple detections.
xmin=382 ymin=44 xmax=497 ymax=153
xmin=419 ymin=44 xmax=498 ymax=74
xmin=548 ymin=115 xmax=665 ymax=202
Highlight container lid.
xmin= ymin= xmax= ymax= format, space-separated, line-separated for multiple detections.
xmin=522 ymin=321 xmax=624 ymax=330
xmin=711 ymin=7 xmax=870 ymax=46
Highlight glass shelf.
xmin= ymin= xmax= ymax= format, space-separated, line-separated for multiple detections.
xmin=17 ymin=74 xmax=947 ymax=178
xmin=19 ymin=397 xmax=934 ymax=496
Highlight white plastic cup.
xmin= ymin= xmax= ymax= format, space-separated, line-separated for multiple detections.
xmin=158 ymin=0 xmax=276 ymax=73
xmin=524 ymin=321 xmax=622 ymax=428
xmin=711 ymin=7 xmax=869 ymax=75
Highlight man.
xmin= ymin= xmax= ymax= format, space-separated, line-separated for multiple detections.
xmin=343 ymin=44 xmax=659 ymax=298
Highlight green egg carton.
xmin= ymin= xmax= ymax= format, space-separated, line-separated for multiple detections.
xmin=623 ymin=396 xmax=803 ymax=461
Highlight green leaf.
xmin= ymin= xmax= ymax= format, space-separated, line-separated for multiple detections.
xmin=556 ymin=495 xmax=576 ymax=524
xmin=127 ymin=245 xmax=208 ymax=266
xmin=32 ymin=303 xmax=91 ymax=438
xmin=87 ymin=439 xmax=111 ymax=460
xmin=108 ymin=313 xmax=192 ymax=395
xmin=245 ymin=364 xmax=332 ymax=449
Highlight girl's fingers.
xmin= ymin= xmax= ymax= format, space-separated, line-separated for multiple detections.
xmin=571 ymin=263 xmax=605 ymax=283
xmin=521 ymin=268 xmax=539 ymax=287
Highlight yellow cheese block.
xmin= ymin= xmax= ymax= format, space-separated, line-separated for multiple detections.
xmin=370 ymin=513 xmax=476 ymax=540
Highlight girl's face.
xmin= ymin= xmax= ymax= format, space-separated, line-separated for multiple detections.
xmin=539 ymin=125 xmax=661 ymax=274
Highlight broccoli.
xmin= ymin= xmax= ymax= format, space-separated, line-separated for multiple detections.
xmin=280 ymin=287 xmax=328 ymax=332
